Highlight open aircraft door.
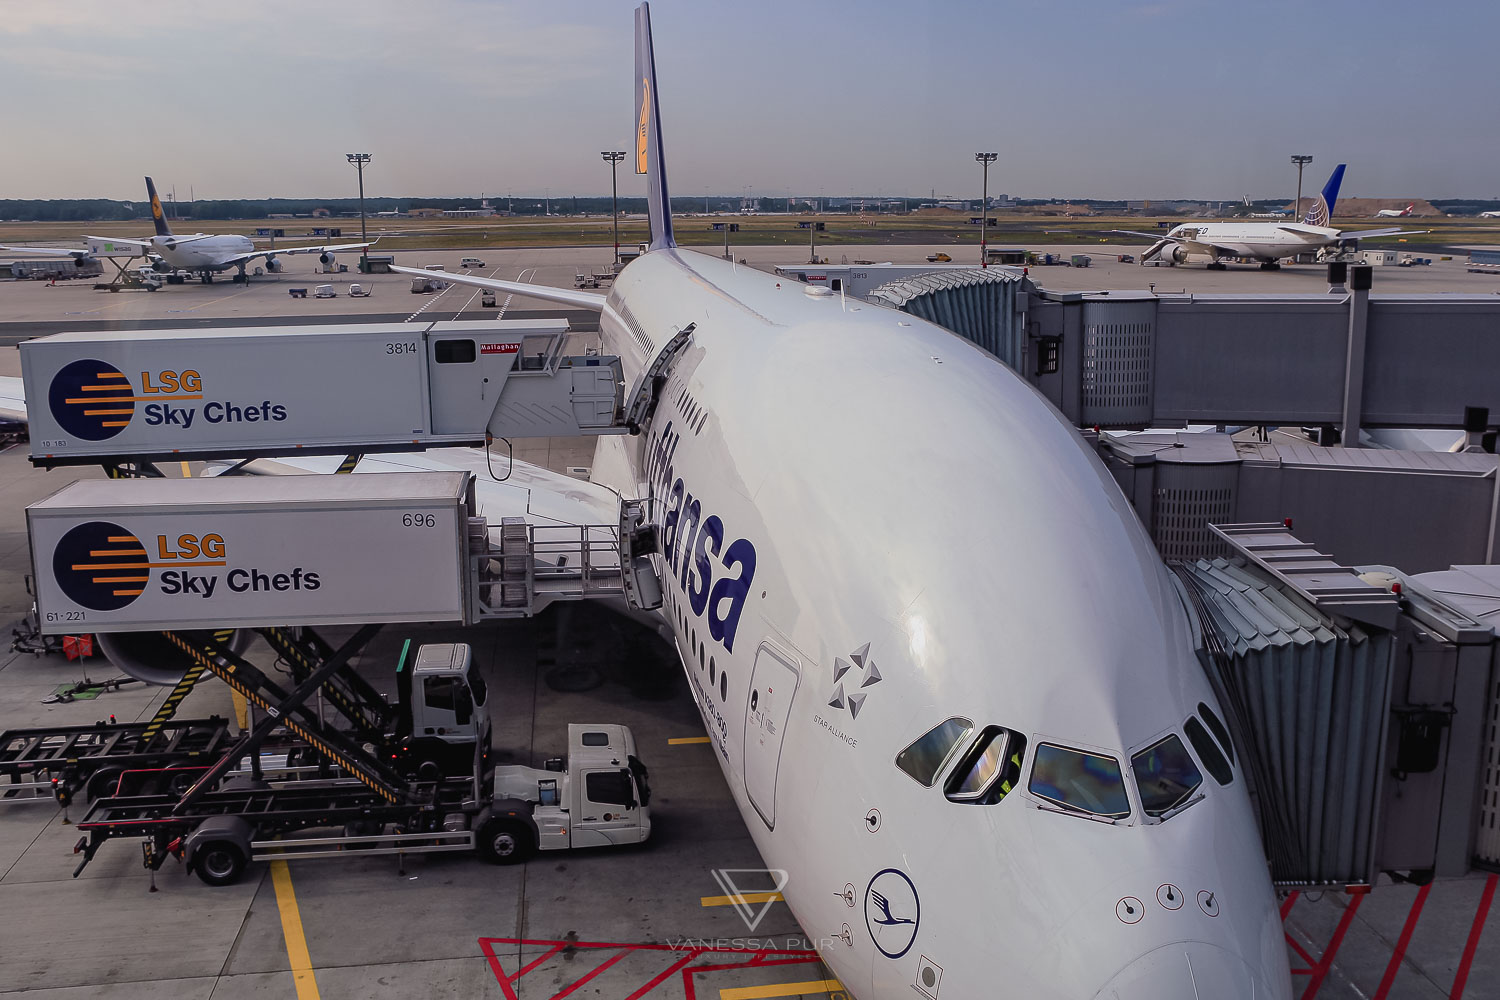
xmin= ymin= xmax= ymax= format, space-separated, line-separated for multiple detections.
xmin=744 ymin=643 xmax=800 ymax=829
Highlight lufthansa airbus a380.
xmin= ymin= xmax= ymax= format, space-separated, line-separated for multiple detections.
xmin=389 ymin=6 xmax=1293 ymax=996
xmin=0 ymin=5 xmax=1293 ymax=996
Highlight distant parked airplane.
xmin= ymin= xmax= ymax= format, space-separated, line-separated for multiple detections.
xmin=1376 ymin=203 xmax=1416 ymax=218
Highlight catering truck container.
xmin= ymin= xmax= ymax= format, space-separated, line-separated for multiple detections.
xmin=20 ymin=319 xmax=626 ymax=467
xmin=27 ymin=472 xmax=476 ymax=634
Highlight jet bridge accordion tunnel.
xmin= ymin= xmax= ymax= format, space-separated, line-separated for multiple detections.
xmin=1173 ymin=523 xmax=1500 ymax=888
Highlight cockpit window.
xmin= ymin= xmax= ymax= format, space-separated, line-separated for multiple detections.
xmin=1184 ymin=716 xmax=1234 ymax=786
xmin=1130 ymin=734 xmax=1203 ymax=817
xmin=895 ymin=718 xmax=973 ymax=787
xmin=945 ymin=727 xmax=1024 ymax=804
xmin=1028 ymin=743 xmax=1130 ymax=819
xmin=1197 ymin=702 xmax=1235 ymax=765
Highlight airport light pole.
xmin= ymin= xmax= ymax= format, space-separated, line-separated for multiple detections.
xmin=601 ymin=151 xmax=626 ymax=264
xmin=976 ymin=152 xmax=997 ymax=268
xmin=1291 ymin=155 xmax=1313 ymax=220
xmin=346 ymin=153 xmax=371 ymax=272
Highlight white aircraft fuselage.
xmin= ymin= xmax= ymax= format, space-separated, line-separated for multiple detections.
xmin=145 ymin=233 xmax=255 ymax=272
xmin=1152 ymin=221 xmax=1341 ymax=263
xmin=585 ymin=247 xmax=1291 ymax=998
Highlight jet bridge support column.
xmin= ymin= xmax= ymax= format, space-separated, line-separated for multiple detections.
xmin=1340 ymin=264 xmax=1372 ymax=447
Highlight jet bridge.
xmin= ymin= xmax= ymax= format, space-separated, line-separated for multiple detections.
xmin=20 ymin=320 xmax=629 ymax=468
xmin=1175 ymin=523 xmax=1500 ymax=886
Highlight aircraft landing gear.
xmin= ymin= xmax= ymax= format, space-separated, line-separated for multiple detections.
xmin=1206 ymin=261 xmax=1229 ymax=271
xmin=232 ymin=265 xmax=248 ymax=284
xmin=199 ymin=271 xmax=214 ymax=284
xmin=1259 ymin=261 xmax=1281 ymax=271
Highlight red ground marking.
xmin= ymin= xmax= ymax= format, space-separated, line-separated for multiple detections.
xmin=478 ymin=936 xmax=825 ymax=1000
xmin=1372 ymin=882 xmax=1431 ymax=1000
xmin=1451 ymin=873 xmax=1498 ymax=1000
xmin=1281 ymin=890 xmax=1365 ymax=1000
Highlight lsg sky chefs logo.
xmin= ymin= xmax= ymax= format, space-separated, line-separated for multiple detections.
xmin=47 ymin=359 xmax=288 ymax=441
xmin=53 ymin=522 xmax=321 ymax=611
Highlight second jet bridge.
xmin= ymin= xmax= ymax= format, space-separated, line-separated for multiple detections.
xmin=20 ymin=320 xmax=628 ymax=467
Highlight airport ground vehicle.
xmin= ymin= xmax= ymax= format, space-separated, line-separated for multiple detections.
xmin=460 ymin=258 xmax=487 ymax=269
xmin=71 ymin=640 xmax=650 ymax=884
xmin=925 ymin=252 xmax=951 ymax=262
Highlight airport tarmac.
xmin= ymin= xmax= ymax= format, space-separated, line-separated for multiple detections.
xmin=2 ymin=246 xmax=1498 ymax=997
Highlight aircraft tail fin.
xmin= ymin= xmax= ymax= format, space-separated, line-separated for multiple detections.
xmin=144 ymin=177 xmax=173 ymax=237
xmin=1302 ymin=163 xmax=1345 ymax=227
xmin=634 ymin=2 xmax=675 ymax=250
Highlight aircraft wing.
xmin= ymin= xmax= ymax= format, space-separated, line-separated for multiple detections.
xmin=218 ymin=242 xmax=375 ymax=268
xmin=0 ymin=375 xmax=23 ymax=423
xmin=0 ymin=244 xmax=95 ymax=259
xmin=1108 ymin=229 xmax=1176 ymax=241
xmin=1338 ymin=227 xmax=1428 ymax=240
xmin=391 ymin=264 xmax=607 ymax=311
xmin=80 ymin=235 xmax=154 ymax=249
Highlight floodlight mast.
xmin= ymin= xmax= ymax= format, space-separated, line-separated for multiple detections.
xmin=1291 ymin=154 xmax=1313 ymax=220
xmin=976 ymin=152 xmax=998 ymax=267
xmin=346 ymin=153 xmax=371 ymax=271
xmin=602 ymin=151 xmax=626 ymax=264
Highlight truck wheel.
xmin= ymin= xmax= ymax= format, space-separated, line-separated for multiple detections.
xmin=85 ymin=767 xmax=123 ymax=802
xmin=194 ymin=841 xmax=247 ymax=886
xmin=478 ymin=818 xmax=534 ymax=865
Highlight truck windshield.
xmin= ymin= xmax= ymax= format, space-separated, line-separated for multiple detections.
xmin=1028 ymin=744 xmax=1131 ymax=819
xmin=1130 ymin=734 xmax=1202 ymax=817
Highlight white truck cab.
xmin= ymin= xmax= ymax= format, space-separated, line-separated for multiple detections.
xmin=460 ymin=257 xmax=486 ymax=269
xmin=394 ymin=641 xmax=492 ymax=778
xmin=485 ymin=723 xmax=651 ymax=861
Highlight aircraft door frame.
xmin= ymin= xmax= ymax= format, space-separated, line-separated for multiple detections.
xmin=743 ymin=641 xmax=801 ymax=830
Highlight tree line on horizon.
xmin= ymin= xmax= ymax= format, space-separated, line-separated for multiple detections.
xmin=2 ymin=195 xmax=1497 ymax=223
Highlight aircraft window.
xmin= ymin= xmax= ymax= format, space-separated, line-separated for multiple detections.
xmin=709 ymin=656 xmax=716 ymax=683
xmin=1130 ymin=734 xmax=1202 ymax=817
xmin=581 ymin=732 xmax=610 ymax=747
xmin=1028 ymin=744 xmax=1130 ymax=819
xmin=719 ymin=671 xmax=727 ymax=701
xmin=434 ymin=339 xmax=476 ymax=364
xmin=585 ymin=770 xmax=634 ymax=807
xmin=895 ymin=718 xmax=973 ymax=787
xmin=945 ymin=727 xmax=1025 ymax=804
xmin=1197 ymin=702 xmax=1235 ymax=765
xmin=1184 ymin=717 xmax=1233 ymax=786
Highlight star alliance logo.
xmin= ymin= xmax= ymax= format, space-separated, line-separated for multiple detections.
xmin=828 ymin=642 xmax=882 ymax=720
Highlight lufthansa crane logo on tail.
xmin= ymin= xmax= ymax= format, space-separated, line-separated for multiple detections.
xmin=865 ymin=868 xmax=920 ymax=959
xmin=637 ymin=77 xmax=650 ymax=174
xmin=47 ymin=360 xmax=136 ymax=441
xmin=53 ymin=521 xmax=150 ymax=611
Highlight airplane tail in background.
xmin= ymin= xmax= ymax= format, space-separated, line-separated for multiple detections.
xmin=1302 ymin=163 xmax=1345 ymax=227
xmin=634 ymin=2 xmax=675 ymax=250
xmin=144 ymin=177 xmax=173 ymax=237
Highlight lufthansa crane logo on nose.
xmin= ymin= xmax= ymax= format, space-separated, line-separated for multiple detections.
xmin=865 ymin=867 xmax=920 ymax=959
xmin=53 ymin=521 xmax=149 ymax=611
xmin=48 ymin=360 xmax=135 ymax=441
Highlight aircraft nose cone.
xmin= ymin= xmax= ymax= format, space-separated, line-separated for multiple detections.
xmin=1093 ymin=942 xmax=1261 ymax=1000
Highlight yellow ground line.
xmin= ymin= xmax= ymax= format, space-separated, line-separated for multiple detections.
xmin=700 ymin=891 xmax=784 ymax=907
xmin=668 ymin=736 xmax=711 ymax=745
xmin=179 ymin=461 xmax=192 ymax=478
xmin=720 ymin=979 xmax=845 ymax=1000
xmin=269 ymin=859 xmax=321 ymax=1000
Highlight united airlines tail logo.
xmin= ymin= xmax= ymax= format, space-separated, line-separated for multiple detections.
xmin=47 ymin=360 xmax=135 ymax=441
xmin=1305 ymin=195 xmax=1330 ymax=228
xmin=637 ymin=78 xmax=651 ymax=174
xmin=54 ymin=521 xmax=149 ymax=611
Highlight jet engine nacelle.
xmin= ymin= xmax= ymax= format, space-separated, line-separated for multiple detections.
xmin=319 ymin=252 xmax=335 ymax=266
xmin=265 ymin=257 xmax=284 ymax=273
xmin=95 ymin=629 xmax=253 ymax=686
xmin=1145 ymin=239 xmax=1187 ymax=264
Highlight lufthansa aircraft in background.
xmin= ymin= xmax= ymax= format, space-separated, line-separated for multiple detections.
xmin=0 ymin=177 xmax=370 ymax=283
xmin=1116 ymin=164 xmax=1423 ymax=269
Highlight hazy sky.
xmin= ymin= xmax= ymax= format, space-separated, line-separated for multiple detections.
xmin=3 ymin=0 xmax=1495 ymax=202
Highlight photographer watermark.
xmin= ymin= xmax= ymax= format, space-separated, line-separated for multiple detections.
xmin=704 ymin=867 xmax=790 ymax=932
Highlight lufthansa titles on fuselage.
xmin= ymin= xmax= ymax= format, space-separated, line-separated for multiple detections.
xmin=646 ymin=418 xmax=756 ymax=654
